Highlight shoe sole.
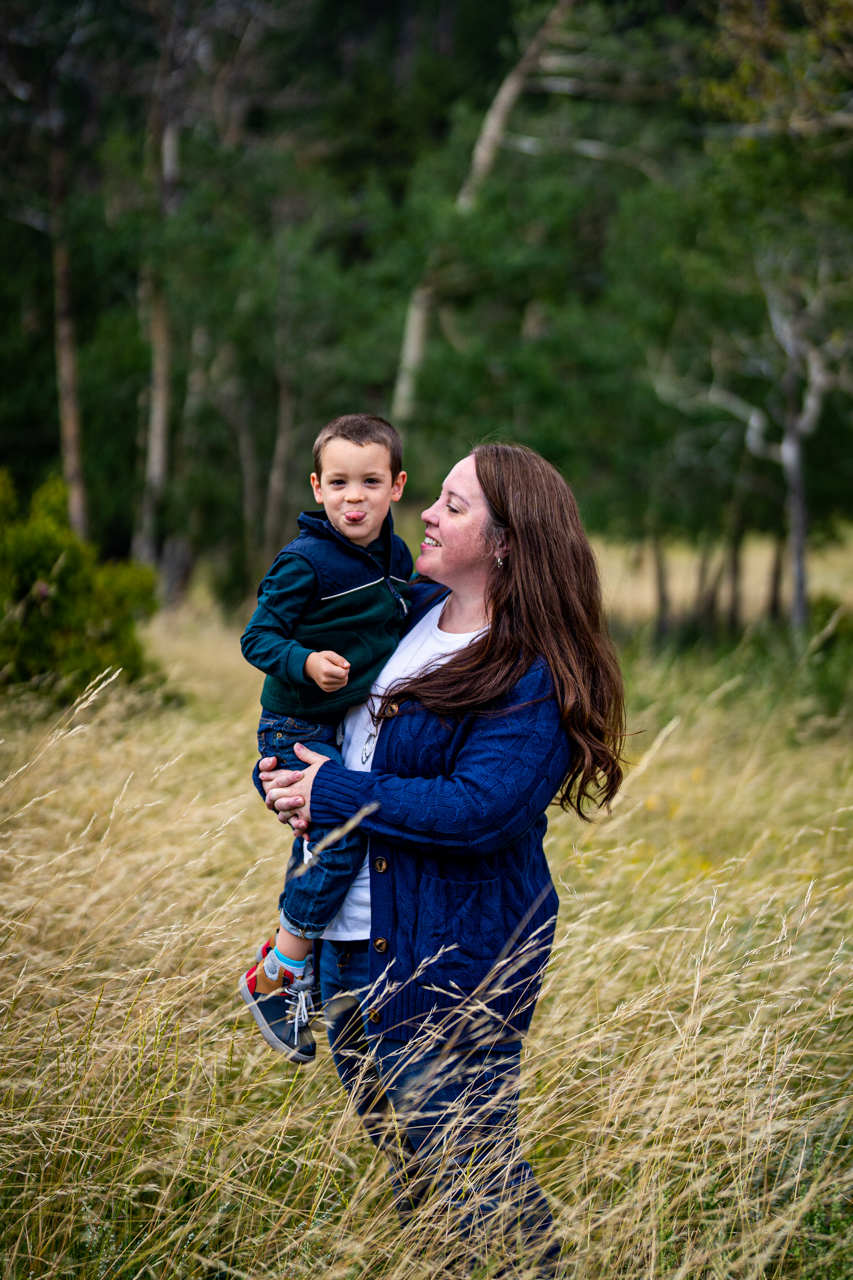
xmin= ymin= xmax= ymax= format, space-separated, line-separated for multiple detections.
xmin=237 ymin=973 xmax=316 ymax=1064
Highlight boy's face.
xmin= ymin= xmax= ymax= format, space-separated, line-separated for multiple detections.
xmin=311 ymin=439 xmax=406 ymax=546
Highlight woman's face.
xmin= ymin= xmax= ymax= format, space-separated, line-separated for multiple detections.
xmin=416 ymin=455 xmax=494 ymax=588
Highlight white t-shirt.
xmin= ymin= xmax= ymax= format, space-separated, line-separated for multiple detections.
xmin=319 ymin=599 xmax=484 ymax=940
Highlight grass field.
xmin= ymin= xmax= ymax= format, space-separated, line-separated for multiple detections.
xmin=1 ymin=577 xmax=853 ymax=1278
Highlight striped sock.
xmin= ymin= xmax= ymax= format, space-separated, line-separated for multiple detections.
xmin=263 ymin=947 xmax=307 ymax=983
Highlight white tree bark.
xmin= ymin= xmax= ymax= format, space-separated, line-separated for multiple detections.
xmin=134 ymin=275 xmax=171 ymax=565
xmin=51 ymin=234 xmax=87 ymax=541
xmin=648 ymin=260 xmax=849 ymax=637
xmin=502 ymin=131 xmax=666 ymax=184
xmin=134 ymin=109 xmax=180 ymax=565
xmin=759 ymin=275 xmax=838 ymax=633
xmin=390 ymin=0 xmax=573 ymax=424
xmin=390 ymin=284 xmax=435 ymax=424
xmin=49 ymin=133 xmax=88 ymax=541
xmin=455 ymin=1 xmax=573 ymax=213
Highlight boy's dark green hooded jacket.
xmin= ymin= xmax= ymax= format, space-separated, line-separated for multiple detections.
xmin=241 ymin=510 xmax=412 ymax=723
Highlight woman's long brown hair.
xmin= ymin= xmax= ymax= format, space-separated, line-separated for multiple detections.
xmin=379 ymin=443 xmax=625 ymax=818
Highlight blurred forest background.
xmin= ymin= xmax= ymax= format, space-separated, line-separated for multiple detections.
xmin=3 ymin=0 xmax=853 ymax=674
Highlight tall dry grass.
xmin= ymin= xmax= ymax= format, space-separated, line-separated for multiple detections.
xmin=1 ymin=604 xmax=852 ymax=1278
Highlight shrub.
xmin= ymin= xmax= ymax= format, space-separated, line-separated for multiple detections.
xmin=804 ymin=592 xmax=853 ymax=720
xmin=0 ymin=472 xmax=157 ymax=699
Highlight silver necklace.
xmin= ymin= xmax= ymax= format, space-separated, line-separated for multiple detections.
xmin=361 ymin=730 xmax=377 ymax=765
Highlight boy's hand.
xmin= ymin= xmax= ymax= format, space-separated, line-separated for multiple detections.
xmin=304 ymin=650 xmax=350 ymax=691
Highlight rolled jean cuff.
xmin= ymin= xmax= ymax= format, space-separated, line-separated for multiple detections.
xmin=279 ymin=905 xmax=326 ymax=941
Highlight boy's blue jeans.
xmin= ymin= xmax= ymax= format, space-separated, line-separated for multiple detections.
xmin=252 ymin=710 xmax=365 ymax=940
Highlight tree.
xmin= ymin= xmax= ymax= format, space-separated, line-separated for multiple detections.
xmin=0 ymin=1 xmax=107 ymax=539
xmin=0 ymin=0 xmax=153 ymax=545
xmin=390 ymin=0 xmax=574 ymax=426
xmin=704 ymin=0 xmax=853 ymax=138
xmin=652 ymin=240 xmax=853 ymax=634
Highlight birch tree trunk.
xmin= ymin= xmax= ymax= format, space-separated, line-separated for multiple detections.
xmin=652 ymin=261 xmax=845 ymax=640
xmin=264 ymin=376 xmax=295 ymax=565
xmin=134 ymin=120 xmax=179 ymax=565
xmin=758 ymin=275 xmax=836 ymax=636
xmin=391 ymin=284 xmax=434 ymax=424
xmin=390 ymin=0 xmax=573 ymax=424
xmin=49 ymin=135 xmax=87 ymax=540
xmin=781 ymin=430 xmax=808 ymax=633
xmin=455 ymin=0 xmax=573 ymax=214
xmin=134 ymin=277 xmax=171 ymax=564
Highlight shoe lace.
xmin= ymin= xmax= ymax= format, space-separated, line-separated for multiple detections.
xmin=287 ymin=985 xmax=312 ymax=1034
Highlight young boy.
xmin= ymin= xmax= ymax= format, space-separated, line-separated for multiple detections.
xmin=238 ymin=414 xmax=411 ymax=1062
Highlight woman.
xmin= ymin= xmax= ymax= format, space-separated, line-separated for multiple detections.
xmin=258 ymin=443 xmax=624 ymax=1273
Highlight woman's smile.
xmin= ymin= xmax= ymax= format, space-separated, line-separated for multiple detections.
xmin=415 ymin=456 xmax=494 ymax=588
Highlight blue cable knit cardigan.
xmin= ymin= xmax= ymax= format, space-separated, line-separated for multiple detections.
xmin=310 ymin=583 xmax=572 ymax=1045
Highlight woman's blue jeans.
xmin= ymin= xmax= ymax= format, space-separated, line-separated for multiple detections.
xmin=319 ymin=939 xmax=561 ymax=1275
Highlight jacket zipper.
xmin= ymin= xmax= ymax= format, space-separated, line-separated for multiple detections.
xmin=310 ymin=516 xmax=409 ymax=619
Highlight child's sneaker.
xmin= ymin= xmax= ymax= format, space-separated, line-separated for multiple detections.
xmin=254 ymin=935 xmax=323 ymax=1020
xmin=238 ymin=962 xmax=316 ymax=1063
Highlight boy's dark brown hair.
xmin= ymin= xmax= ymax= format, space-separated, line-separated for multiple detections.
xmin=313 ymin=414 xmax=403 ymax=480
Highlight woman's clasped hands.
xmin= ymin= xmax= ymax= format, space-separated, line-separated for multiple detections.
xmin=258 ymin=741 xmax=329 ymax=832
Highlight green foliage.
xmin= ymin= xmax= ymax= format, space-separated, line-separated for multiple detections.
xmin=0 ymin=467 xmax=16 ymax=524
xmin=2 ymin=0 xmax=852 ymax=622
xmin=801 ymin=593 xmax=853 ymax=722
xmin=29 ymin=471 xmax=69 ymax=524
xmin=0 ymin=472 xmax=157 ymax=699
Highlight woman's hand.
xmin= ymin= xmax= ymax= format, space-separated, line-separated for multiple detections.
xmin=258 ymin=743 xmax=329 ymax=830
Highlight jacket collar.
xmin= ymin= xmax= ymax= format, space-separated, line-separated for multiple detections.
xmin=296 ymin=508 xmax=395 ymax=570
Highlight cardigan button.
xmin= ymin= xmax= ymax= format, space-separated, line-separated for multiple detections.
xmin=373 ymin=937 xmax=388 ymax=953
xmin=367 ymin=1007 xmax=381 ymax=1024
xmin=373 ymin=857 xmax=389 ymax=873
xmin=386 ymin=701 xmax=399 ymax=716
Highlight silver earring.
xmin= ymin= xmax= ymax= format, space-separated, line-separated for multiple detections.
xmin=496 ymin=555 xmax=503 ymax=569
